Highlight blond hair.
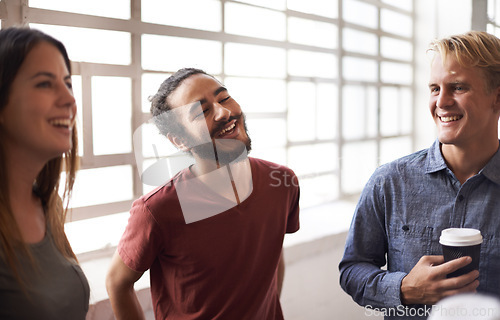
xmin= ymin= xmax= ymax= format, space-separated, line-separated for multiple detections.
xmin=428 ymin=31 xmax=500 ymax=92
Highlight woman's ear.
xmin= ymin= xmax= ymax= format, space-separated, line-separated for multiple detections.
xmin=167 ymin=133 xmax=189 ymax=152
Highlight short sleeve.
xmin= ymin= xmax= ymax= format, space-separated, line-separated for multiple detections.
xmin=117 ymin=198 xmax=164 ymax=273
xmin=286 ymin=171 xmax=300 ymax=234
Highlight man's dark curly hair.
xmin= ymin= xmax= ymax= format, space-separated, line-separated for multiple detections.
xmin=150 ymin=68 xmax=212 ymax=137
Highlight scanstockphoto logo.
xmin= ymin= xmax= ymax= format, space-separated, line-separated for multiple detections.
xmin=133 ymin=103 xmax=252 ymax=225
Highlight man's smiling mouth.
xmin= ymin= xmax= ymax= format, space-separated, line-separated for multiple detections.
xmin=440 ymin=115 xmax=463 ymax=122
xmin=217 ymin=121 xmax=237 ymax=137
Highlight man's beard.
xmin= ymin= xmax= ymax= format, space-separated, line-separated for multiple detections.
xmin=188 ymin=114 xmax=252 ymax=165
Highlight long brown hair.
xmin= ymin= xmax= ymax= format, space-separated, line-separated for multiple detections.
xmin=0 ymin=26 xmax=79 ymax=285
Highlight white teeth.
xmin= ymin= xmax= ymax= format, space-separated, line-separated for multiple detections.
xmin=219 ymin=123 xmax=236 ymax=135
xmin=440 ymin=115 xmax=462 ymax=122
xmin=49 ymin=119 xmax=72 ymax=127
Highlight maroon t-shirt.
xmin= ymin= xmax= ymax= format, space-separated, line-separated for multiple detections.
xmin=118 ymin=157 xmax=300 ymax=320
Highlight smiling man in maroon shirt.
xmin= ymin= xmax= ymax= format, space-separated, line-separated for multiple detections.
xmin=106 ymin=68 xmax=300 ymax=320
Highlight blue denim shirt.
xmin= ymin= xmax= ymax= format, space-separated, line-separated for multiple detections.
xmin=339 ymin=140 xmax=500 ymax=319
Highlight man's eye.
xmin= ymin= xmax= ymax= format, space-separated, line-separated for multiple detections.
xmin=219 ymin=96 xmax=231 ymax=103
xmin=194 ymin=109 xmax=209 ymax=119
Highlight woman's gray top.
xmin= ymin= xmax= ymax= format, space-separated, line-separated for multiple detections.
xmin=0 ymin=230 xmax=90 ymax=319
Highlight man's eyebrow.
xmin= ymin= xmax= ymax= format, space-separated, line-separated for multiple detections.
xmin=213 ymin=86 xmax=227 ymax=96
xmin=187 ymin=86 xmax=228 ymax=115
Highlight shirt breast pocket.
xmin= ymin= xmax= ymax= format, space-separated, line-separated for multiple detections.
xmin=388 ymin=224 xmax=438 ymax=273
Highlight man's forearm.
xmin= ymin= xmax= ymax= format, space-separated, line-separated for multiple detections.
xmin=108 ymin=285 xmax=145 ymax=320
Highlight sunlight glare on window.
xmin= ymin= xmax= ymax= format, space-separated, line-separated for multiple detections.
xmin=225 ymin=43 xmax=286 ymax=77
xmin=30 ymin=0 xmax=130 ymax=19
xmin=233 ymin=0 xmax=286 ymax=10
xmin=65 ymin=212 xmax=129 ymax=254
xmin=70 ymin=76 xmax=84 ymax=157
xmin=225 ymin=2 xmax=286 ymax=41
xmin=68 ymin=166 xmax=134 ymax=208
xmin=246 ymin=118 xmax=287 ymax=148
xmin=343 ymin=57 xmax=378 ymax=82
xmin=381 ymin=62 xmax=413 ymax=85
xmin=343 ymin=28 xmax=378 ymax=55
xmin=342 ymin=86 xmax=377 ymax=140
xmin=287 ymin=0 xmax=338 ymax=18
xmin=316 ymin=83 xmax=338 ymax=140
xmin=341 ymin=142 xmax=377 ymax=194
xmin=142 ymin=35 xmax=222 ymax=74
xmin=382 ymin=0 xmax=412 ymax=11
xmin=381 ymin=9 xmax=413 ymax=38
xmin=381 ymin=37 xmax=413 ymax=61
xmin=288 ymin=50 xmax=337 ymax=78
xmin=343 ymin=0 xmax=378 ymax=28
xmin=288 ymin=17 xmax=337 ymax=49
xmin=224 ymin=77 xmax=286 ymax=113
xmin=142 ymin=0 xmax=221 ymax=31
xmin=92 ymin=77 xmax=132 ymax=155
xmin=288 ymin=81 xmax=316 ymax=142
xmin=380 ymin=137 xmax=412 ymax=165
xmin=30 ymin=24 xmax=131 ymax=65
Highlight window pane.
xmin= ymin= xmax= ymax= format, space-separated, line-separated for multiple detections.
xmin=288 ymin=81 xmax=316 ymax=142
xmin=343 ymin=57 xmax=378 ymax=82
xmin=288 ymin=17 xmax=337 ymax=49
xmin=71 ymin=76 xmax=84 ymax=157
xmin=142 ymin=0 xmax=221 ymax=31
xmin=287 ymin=0 xmax=338 ymax=18
xmin=246 ymin=118 xmax=286 ymax=148
xmin=343 ymin=28 xmax=378 ymax=55
xmin=343 ymin=0 xmax=378 ymax=28
xmin=381 ymin=37 xmax=413 ymax=61
xmin=380 ymin=87 xmax=412 ymax=136
xmin=288 ymin=50 xmax=337 ymax=78
xmin=234 ymin=0 xmax=286 ymax=10
xmin=288 ymin=143 xmax=337 ymax=176
xmin=317 ymin=83 xmax=338 ymax=140
xmin=251 ymin=147 xmax=286 ymax=165
xmin=92 ymin=77 xmax=132 ymax=155
xmin=139 ymin=122 xmax=178 ymax=158
xmin=142 ymin=73 xmax=170 ymax=113
xmin=342 ymin=85 xmax=378 ymax=140
xmin=224 ymin=77 xmax=286 ymax=113
xmin=142 ymin=35 xmax=222 ymax=73
xmin=380 ymin=137 xmax=412 ymax=165
xmin=381 ymin=9 xmax=412 ymax=37
xmin=66 ymin=212 xmax=129 ymax=254
xmin=69 ymin=166 xmax=134 ymax=208
xmin=225 ymin=2 xmax=286 ymax=41
xmin=225 ymin=43 xmax=286 ymax=77
xmin=31 ymin=24 xmax=131 ymax=65
xmin=382 ymin=0 xmax=413 ymax=11
xmin=381 ymin=62 xmax=412 ymax=84
xmin=299 ymin=174 xmax=338 ymax=207
xmin=30 ymin=0 xmax=130 ymax=19
xmin=341 ymin=141 xmax=377 ymax=194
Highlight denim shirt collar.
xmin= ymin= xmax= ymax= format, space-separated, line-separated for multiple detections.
xmin=425 ymin=138 xmax=500 ymax=185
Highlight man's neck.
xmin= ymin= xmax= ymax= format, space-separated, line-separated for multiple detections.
xmin=441 ymin=139 xmax=499 ymax=184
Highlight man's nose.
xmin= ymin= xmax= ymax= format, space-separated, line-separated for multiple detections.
xmin=436 ymin=89 xmax=454 ymax=108
xmin=213 ymin=102 xmax=231 ymax=121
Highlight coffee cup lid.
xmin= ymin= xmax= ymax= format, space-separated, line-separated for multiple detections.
xmin=439 ymin=228 xmax=483 ymax=246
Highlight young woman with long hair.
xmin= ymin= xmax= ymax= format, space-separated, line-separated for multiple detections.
xmin=0 ymin=26 xmax=89 ymax=319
